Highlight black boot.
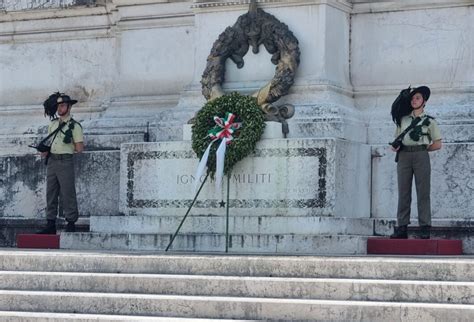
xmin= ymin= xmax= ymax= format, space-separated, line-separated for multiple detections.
xmin=65 ymin=221 xmax=76 ymax=233
xmin=420 ymin=226 xmax=431 ymax=239
xmin=390 ymin=225 xmax=408 ymax=239
xmin=37 ymin=220 xmax=57 ymax=235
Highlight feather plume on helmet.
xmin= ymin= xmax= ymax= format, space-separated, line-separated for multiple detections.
xmin=391 ymin=86 xmax=413 ymax=127
xmin=43 ymin=92 xmax=78 ymax=120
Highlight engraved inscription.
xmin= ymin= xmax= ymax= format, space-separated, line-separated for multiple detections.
xmin=176 ymin=173 xmax=272 ymax=185
xmin=126 ymin=147 xmax=327 ymax=210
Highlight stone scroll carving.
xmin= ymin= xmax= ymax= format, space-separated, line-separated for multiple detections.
xmin=200 ymin=0 xmax=301 ymax=124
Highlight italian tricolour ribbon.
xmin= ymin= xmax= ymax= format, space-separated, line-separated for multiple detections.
xmin=194 ymin=112 xmax=242 ymax=192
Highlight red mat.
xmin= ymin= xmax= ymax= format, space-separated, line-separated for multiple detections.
xmin=16 ymin=234 xmax=60 ymax=249
xmin=367 ymin=238 xmax=462 ymax=255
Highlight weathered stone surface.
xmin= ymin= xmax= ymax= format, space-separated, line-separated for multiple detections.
xmin=1 ymin=250 xmax=474 ymax=320
xmin=61 ymin=232 xmax=368 ymax=254
xmin=0 ymin=151 xmax=120 ymax=238
xmin=0 ymin=0 xmax=472 ymax=250
xmin=0 ymin=154 xmax=46 ymax=219
xmin=91 ymin=215 xmax=374 ymax=235
xmin=2 ymin=250 xmax=473 ymax=280
xmin=0 ymin=311 xmax=226 ymax=321
xmin=351 ymin=4 xmax=473 ymax=91
xmin=120 ymin=138 xmax=371 ymax=218
xmin=2 ymin=290 xmax=473 ymax=321
xmin=371 ymin=143 xmax=474 ymax=220
xmin=2 ymin=271 xmax=473 ymax=304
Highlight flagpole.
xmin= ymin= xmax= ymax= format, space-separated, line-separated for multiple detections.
xmin=225 ymin=173 xmax=231 ymax=253
xmin=166 ymin=173 xmax=209 ymax=252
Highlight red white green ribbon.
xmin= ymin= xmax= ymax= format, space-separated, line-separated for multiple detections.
xmin=208 ymin=112 xmax=242 ymax=143
xmin=194 ymin=113 xmax=242 ymax=192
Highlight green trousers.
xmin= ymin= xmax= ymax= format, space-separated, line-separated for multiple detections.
xmin=46 ymin=155 xmax=79 ymax=223
xmin=396 ymin=150 xmax=432 ymax=227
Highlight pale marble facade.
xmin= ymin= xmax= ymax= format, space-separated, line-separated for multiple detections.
xmin=0 ymin=0 xmax=472 ymax=251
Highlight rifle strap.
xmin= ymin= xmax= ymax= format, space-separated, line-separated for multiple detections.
xmin=393 ymin=117 xmax=423 ymax=163
xmin=39 ymin=120 xmax=67 ymax=146
xmin=43 ymin=121 xmax=67 ymax=165
xmin=395 ymin=116 xmax=423 ymax=143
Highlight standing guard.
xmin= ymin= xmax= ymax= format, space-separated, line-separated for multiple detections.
xmin=390 ymin=86 xmax=442 ymax=239
xmin=37 ymin=92 xmax=84 ymax=234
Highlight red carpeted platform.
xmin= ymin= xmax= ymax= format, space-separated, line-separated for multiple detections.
xmin=367 ymin=238 xmax=462 ymax=255
xmin=16 ymin=234 xmax=60 ymax=249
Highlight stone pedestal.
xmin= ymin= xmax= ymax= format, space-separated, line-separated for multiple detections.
xmin=119 ymin=138 xmax=370 ymax=218
xmin=61 ymin=130 xmax=372 ymax=254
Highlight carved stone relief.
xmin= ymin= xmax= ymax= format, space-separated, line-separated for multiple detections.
xmin=200 ymin=0 xmax=300 ymax=125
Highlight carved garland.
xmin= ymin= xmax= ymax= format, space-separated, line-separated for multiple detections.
xmin=200 ymin=1 xmax=300 ymax=122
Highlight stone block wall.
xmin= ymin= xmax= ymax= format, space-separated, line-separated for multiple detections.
xmin=0 ymin=151 xmax=120 ymax=245
xmin=0 ymin=1 xmax=472 ymax=244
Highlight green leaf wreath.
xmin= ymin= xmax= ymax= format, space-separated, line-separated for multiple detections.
xmin=192 ymin=92 xmax=266 ymax=177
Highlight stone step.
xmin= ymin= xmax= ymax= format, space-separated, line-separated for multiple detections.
xmin=90 ymin=215 xmax=374 ymax=235
xmin=1 ymin=250 xmax=472 ymax=281
xmin=1 ymin=271 xmax=473 ymax=304
xmin=1 ymin=290 xmax=473 ymax=320
xmin=60 ymin=232 xmax=368 ymax=254
xmin=0 ymin=136 xmax=42 ymax=156
xmin=0 ymin=311 xmax=235 ymax=321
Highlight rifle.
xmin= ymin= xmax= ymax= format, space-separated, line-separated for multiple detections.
xmin=389 ymin=116 xmax=421 ymax=162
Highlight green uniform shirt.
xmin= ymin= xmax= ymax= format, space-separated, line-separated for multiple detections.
xmin=395 ymin=112 xmax=441 ymax=146
xmin=48 ymin=116 xmax=83 ymax=154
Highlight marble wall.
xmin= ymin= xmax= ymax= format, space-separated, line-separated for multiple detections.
xmin=0 ymin=1 xmax=472 ymax=235
xmin=119 ymin=138 xmax=370 ymax=218
xmin=0 ymin=152 xmax=120 ymax=219
xmin=372 ymin=144 xmax=474 ymax=221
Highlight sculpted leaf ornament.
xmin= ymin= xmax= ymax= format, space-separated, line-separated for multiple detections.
xmin=200 ymin=0 xmax=300 ymax=126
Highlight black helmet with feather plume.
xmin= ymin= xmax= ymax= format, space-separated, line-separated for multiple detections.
xmin=391 ymin=85 xmax=431 ymax=126
xmin=43 ymin=92 xmax=77 ymax=119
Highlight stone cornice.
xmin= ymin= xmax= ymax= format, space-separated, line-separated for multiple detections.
xmin=116 ymin=1 xmax=194 ymax=30
xmin=191 ymin=0 xmax=473 ymax=14
xmin=352 ymin=0 xmax=473 ymax=14
xmin=0 ymin=5 xmax=118 ymax=41
xmin=191 ymin=1 xmax=353 ymax=14
xmin=0 ymin=1 xmax=193 ymax=39
xmin=0 ymin=5 xmax=115 ymax=22
xmin=2 ymin=0 xmax=470 ymax=40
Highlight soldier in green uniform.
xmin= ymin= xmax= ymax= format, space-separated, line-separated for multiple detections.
xmin=390 ymin=86 xmax=442 ymax=239
xmin=38 ymin=93 xmax=84 ymax=234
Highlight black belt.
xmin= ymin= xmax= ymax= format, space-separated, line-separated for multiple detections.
xmin=50 ymin=153 xmax=73 ymax=160
xmin=401 ymin=145 xmax=427 ymax=152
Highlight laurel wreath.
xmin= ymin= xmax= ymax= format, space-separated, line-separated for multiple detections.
xmin=201 ymin=7 xmax=300 ymax=106
xmin=192 ymin=92 xmax=265 ymax=177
